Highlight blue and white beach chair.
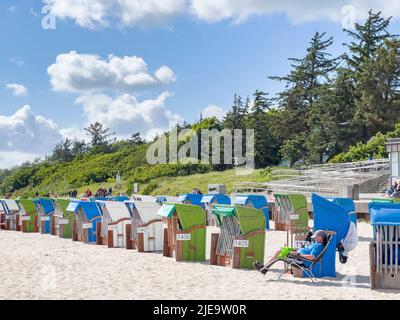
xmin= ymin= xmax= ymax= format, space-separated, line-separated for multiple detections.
xmin=369 ymin=202 xmax=400 ymax=289
xmin=33 ymin=198 xmax=55 ymax=234
xmin=67 ymin=200 xmax=102 ymax=243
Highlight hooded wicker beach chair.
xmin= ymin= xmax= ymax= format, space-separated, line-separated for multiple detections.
xmin=210 ymin=205 xmax=266 ymax=269
xmin=33 ymin=198 xmax=55 ymax=234
xmin=1 ymin=199 xmax=21 ymax=231
xmin=96 ymin=200 xmax=132 ymax=248
xmin=369 ymin=202 xmax=400 ymax=290
xmin=67 ymin=200 xmax=102 ymax=243
xmin=312 ymin=193 xmax=357 ymax=265
xmin=234 ymin=195 xmax=270 ymax=229
xmin=326 ymin=197 xmax=357 ymax=226
xmin=273 ymin=193 xmax=309 ymax=231
xmin=157 ymin=203 xmax=206 ymax=261
xmin=51 ymin=199 xmax=74 ymax=238
xmin=16 ymin=199 xmax=38 ymax=233
xmin=176 ymin=194 xmax=205 ymax=207
xmin=273 ymin=193 xmax=311 ymax=253
xmin=127 ymin=201 xmax=163 ymax=252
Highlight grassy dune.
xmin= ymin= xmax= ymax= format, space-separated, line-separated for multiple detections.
xmin=59 ymin=168 xmax=271 ymax=197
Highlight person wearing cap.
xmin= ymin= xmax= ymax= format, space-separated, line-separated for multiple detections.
xmin=254 ymin=230 xmax=327 ymax=274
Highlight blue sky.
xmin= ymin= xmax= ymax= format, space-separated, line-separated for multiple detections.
xmin=0 ymin=0 xmax=399 ymax=168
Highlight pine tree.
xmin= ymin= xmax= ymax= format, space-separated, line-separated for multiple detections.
xmin=50 ymin=138 xmax=74 ymax=163
xmin=71 ymin=140 xmax=88 ymax=158
xmin=84 ymin=122 xmax=116 ymax=152
xmin=343 ymin=10 xmax=398 ymax=141
xmin=246 ymin=90 xmax=281 ymax=167
xmin=306 ymin=75 xmax=356 ymax=163
xmin=354 ymin=39 xmax=400 ymax=139
xmin=343 ymin=10 xmax=396 ymax=72
xmin=271 ymin=32 xmax=339 ymax=165
xmin=128 ymin=132 xmax=145 ymax=146
xmin=223 ymin=94 xmax=247 ymax=130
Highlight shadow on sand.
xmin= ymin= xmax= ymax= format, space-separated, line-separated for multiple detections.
xmin=261 ymin=269 xmax=371 ymax=289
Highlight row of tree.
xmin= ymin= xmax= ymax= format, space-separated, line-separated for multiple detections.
xmin=221 ymin=10 xmax=400 ymax=167
xmin=50 ymin=122 xmax=145 ymax=163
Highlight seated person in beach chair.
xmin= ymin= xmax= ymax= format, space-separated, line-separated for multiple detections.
xmin=254 ymin=230 xmax=328 ymax=275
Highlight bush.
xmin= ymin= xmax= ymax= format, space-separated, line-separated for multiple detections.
xmin=143 ymin=182 xmax=159 ymax=195
xmin=330 ymin=132 xmax=388 ymax=163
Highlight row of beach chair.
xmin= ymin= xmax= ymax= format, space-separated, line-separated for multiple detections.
xmin=0 ymin=193 xmax=362 ymax=283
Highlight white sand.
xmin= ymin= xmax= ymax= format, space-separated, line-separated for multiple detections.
xmin=1 ymin=222 xmax=400 ymax=300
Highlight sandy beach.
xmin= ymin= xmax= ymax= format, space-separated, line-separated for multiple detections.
xmin=0 ymin=222 xmax=399 ymax=300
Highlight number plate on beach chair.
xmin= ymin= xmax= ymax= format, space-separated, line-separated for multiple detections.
xmin=107 ymin=225 xmax=118 ymax=231
xmin=177 ymin=233 xmax=191 ymax=241
xmin=82 ymin=223 xmax=93 ymax=229
xmin=40 ymin=216 xmax=50 ymax=221
xmin=234 ymin=240 xmax=249 ymax=248
xmin=290 ymin=214 xmax=299 ymax=220
xmin=294 ymin=240 xmax=310 ymax=248
xmin=58 ymin=219 xmax=69 ymax=225
xmin=21 ymin=216 xmax=31 ymax=221
xmin=137 ymin=226 xmax=149 ymax=233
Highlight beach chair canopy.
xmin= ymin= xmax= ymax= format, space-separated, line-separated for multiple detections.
xmin=274 ymin=193 xmax=309 ymax=227
xmin=33 ymin=198 xmax=55 ymax=215
xmin=213 ymin=205 xmax=236 ymax=225
xmin=325 ymin=197 xmax=357 ymax=225
xmin=157 ymin=203 xmax=176 ymax=218
xmin=132 ymin=201 xmax=161 ymax=223
xmin=213 ymin=205 xmax=265 ymax=234
xmin=67 ymin=200 xmax=102 ymax=220
xmin=154 ymin=196 xmax=176 ymax=204
xmin=96 ymin=201 xmax=131 ymax=222
xmin=175 ymin=204 xmax=206 ymax=229
xmin=124 ymin=201 xmax=135 ymax=216
xmin=369 ymin=202 xmax=400 ymax=226
xmin=312 ymin=193 xmax=350 ymax=244
xmin=176 ymin=194 xmax=204 ymax=205
xmin=236 ymin=206 xmax=266 ymax=235
xmin=234 ymin=195 xmax=269 ymax=229
xmin=88 ymin=197 xmax=107 ymax=202
xmin=53 ymin=199 xmax=71 ymax=215
xmin=156 ymin=196 xmax=167 ymax=204
xmin=17 ymin=199 xmax=36 ymax=215
xmin=107 ymin=196 xmax=130 ymax=202
xmin=201 ymin=194 xmax=231 ymax=205
xmin=1 ymin=199 xmax=20 ymax=213
xmin=157 ymin=203 xmax=206 ymax=229
xmin=234 ymin=195 xmax=267 ymax=209
xmin=372 ymin=198 xmax=400 ymax=204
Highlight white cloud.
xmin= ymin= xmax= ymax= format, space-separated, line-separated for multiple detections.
xmin=48 ymin=51 xmax=176 ymax=93
xmin=43 ymin=0 xmax=110 ymax=29
xmin=60 ymin=126 xmax=89 ymax=142
xmin=42 ymin=0 xmax=400 ymax=28
xmin=5 ymin=83 xmax=28 ymax=96
xmin=0 ymin=105 xmax=63 ymax=168
xmin=202 ymin=104 xmax=225 ymax=120
xmin=44 ymin=0 xmax=186 ymax=29
xmin=188 ymin=0 xmax=400 ymax=24
xmin=155 ymin=65 xmax=177 ymax=84
xmin=9 ymin=57 xmax=24 ymax=67
xmin=0 ymin=151 xmax=44 ymax=169
xmin=75 ymin=92 xmax=182 ymax=140
xmin=117 ymin=0 xmax=186 ymax=27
